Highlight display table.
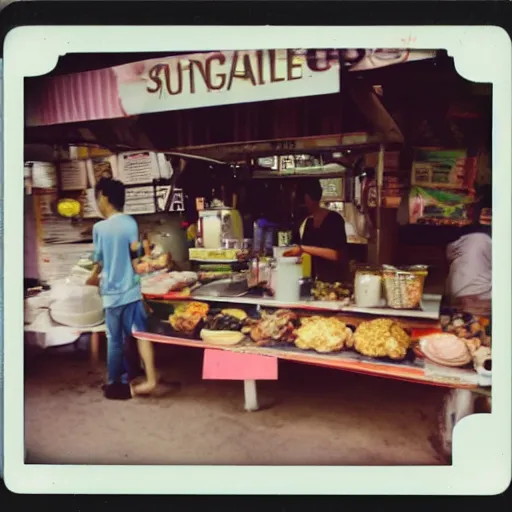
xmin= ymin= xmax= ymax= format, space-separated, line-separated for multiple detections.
xmin=132 ymin=331 xmax=485 ymax=389
xmin=132 ymin=328 xmax=491 ymax=458
xmin=24 ymin=309 xmax=106 ymax=364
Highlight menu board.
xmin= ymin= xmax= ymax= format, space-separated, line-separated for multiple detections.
xmin=58 ymin=160 xmax=88 ymax=191
xmin=118 ymin=151 xmax=161 ymax=185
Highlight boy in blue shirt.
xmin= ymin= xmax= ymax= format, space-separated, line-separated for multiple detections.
xmin=87 ymin=178 xmax=157 ymax=400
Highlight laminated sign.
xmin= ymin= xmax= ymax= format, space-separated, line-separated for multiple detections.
xmin=411 ymin=148 xmax=477 ymax=190
xmin=408 ymin=186 xmax=475 ymax=227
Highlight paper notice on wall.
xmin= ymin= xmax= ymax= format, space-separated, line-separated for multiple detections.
xmin=86 ymin=155 xmax=118 ymax=187
xmin=82 ymin=188 xmax=103 ymax=219
xmin=59 ymin=160 xmax=88 ymax=191
xmin=156 ymin=153 xmax=174 ymax=180
xmin=169 ymin=189 xmax=185 ymax=212
xmin=155 ymin=186 xmax=172 ymax=212
xmin=25 ymin=161 xmax=58 ymax=189
xmin=118 ymin=151 xmax=160 ymax=185
xmin=124 ymin=186 xmax=156 ymax=215
xmin=38 ymin=243 xmax=94 ymax=283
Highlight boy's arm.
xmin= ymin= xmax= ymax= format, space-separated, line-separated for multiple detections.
xmin=87 ymin=224 xmax=103 ymax=286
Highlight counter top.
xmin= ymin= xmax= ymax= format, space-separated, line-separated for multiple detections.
xmin=147 ymin=293 xmax=443 ymax=320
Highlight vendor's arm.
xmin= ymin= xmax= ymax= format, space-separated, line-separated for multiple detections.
xmin=284 ymin=244 xmax=342 ymax=261
xmin=285 ymin=212 xmax=347 ymax=262
xmin=301 ymin=245 xmax=341 ymax=261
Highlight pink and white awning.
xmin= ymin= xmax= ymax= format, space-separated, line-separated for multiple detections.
xmin=27 ymin=67 xmax=126 ymax=127
xmin=26 ymin=49 xmax=436 ymax=127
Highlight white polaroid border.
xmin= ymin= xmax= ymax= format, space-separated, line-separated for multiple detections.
xmin=3 ymin=25 xmax=511 ymax=494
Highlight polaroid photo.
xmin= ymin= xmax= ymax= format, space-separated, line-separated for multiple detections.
xmin=2 ymin=13 xmax=511 ymax=496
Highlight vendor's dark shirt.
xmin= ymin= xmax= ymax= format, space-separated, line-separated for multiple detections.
xmin=294 ymin=210 xmax=349 ymax=283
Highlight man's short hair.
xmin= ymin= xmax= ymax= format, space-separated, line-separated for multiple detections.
xmin=299 ymin=178 xmax=323 ymax=202
xmin=95 ymin=177 xmax=125 ymax=211
xmin=477 ymin=184 xmax=492 ymax=210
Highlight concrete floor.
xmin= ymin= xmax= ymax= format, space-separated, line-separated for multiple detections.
xmin=24 ymin=343 xmax=447 ymax=466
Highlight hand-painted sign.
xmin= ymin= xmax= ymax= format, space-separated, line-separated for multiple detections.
xmin=113 ymin=49 xmax=340 ymax=116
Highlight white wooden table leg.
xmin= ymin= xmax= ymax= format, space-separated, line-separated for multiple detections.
xmin=90 ymin=332 xmax=100 ymax=366
xmin=244 ymin=379 xmax=259 ymax=412
xmin=437 ymin=388 xmax=477 ymax=460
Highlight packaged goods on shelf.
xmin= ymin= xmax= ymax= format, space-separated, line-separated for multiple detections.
xmin=189 ymin=248 xmax=239 ymax=261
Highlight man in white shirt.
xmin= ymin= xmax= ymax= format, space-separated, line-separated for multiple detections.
xmin=446 ymin=186 xmax=492 ymax=315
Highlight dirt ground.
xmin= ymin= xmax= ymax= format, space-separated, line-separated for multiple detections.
xmin=24 ymin=342 xmax=447 ymax=466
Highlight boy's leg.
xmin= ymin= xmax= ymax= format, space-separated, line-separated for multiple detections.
xmin=134 ymin=338 xmax=158 ymax=393
xmin=124 ymin=334 xmax=145 ymax=381
xmin=122 ymin=300 xmax=158 ymax=395
xmin=104 ymin=306 xmax=132 ymax=400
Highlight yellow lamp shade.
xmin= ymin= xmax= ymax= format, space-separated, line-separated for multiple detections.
xmin=56 ymin=198 xmax=82 ymax=218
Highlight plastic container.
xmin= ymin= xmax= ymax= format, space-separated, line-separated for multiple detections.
xmin=354 ymin=269 xmax=383 ymax=308
xmin=273 ymin=256 xmax=302 ymax=303
xmin=382 ymin=265 xmax=428 ymax=309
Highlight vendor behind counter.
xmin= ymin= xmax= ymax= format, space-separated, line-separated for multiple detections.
xmin=286 ymin=178 xmax=349 ymax=284
xmin=445 ymin=185 xmax=492 ymax=316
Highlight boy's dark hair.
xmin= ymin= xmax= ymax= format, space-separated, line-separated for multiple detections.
xmin=299 ymin=178 xmax=323 ymax=202
xmin=95 ymin=177 xmax=125 ymax=211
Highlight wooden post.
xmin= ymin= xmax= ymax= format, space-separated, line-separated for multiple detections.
xmin=375 ymin=143 xmax=385 ymax=265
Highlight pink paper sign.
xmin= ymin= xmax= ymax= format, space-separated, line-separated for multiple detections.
xmin=202 ymin=349 xmax=278 ymax=381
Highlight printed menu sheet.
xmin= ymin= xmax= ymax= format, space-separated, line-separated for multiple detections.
xmin=118 ymin=151 xmax=161 ymax=185
xmin=123 ymin=186 xmax=156 ymax=215
xmin=58 ymin=160 xmax=88 ymax=191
